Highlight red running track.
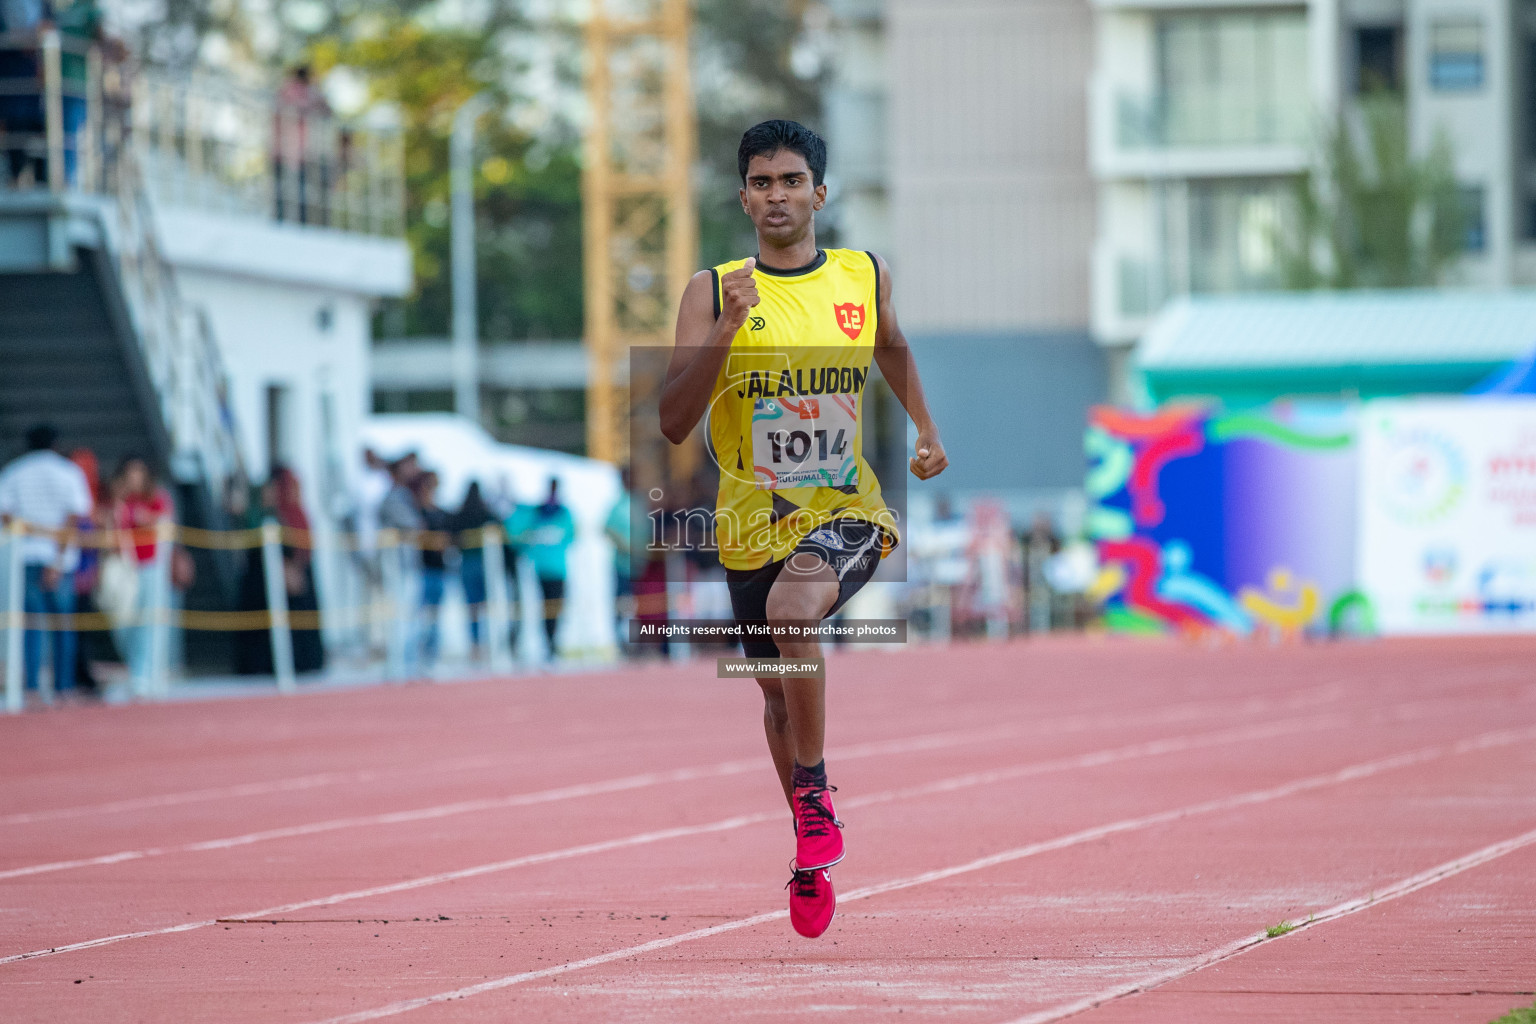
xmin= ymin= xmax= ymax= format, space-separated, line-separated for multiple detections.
xmin=1 ymin=636 xmax=1534 ymax=1023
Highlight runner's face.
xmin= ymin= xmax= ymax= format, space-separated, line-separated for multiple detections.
xmin=740 ymin=150 xmax=826 ymax=249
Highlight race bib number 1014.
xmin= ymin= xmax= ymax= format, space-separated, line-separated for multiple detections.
xmin=751 ymin=393 xmax=860 ymax=490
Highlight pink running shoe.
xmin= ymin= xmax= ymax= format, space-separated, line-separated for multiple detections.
xmin=787 ymin=865 xmax=836 ymax=938
xmin=793 ymin=783 xmax=844 ymax=870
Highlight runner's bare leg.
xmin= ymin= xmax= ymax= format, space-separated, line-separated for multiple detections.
xmin=757 ymin=678 xmax=796 ymax=809
xmin=764 ymin=556 xmax=839 ymax=770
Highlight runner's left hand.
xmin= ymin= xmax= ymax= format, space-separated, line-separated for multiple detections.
xmin=910 ymin=427 xmax=948 ymax=480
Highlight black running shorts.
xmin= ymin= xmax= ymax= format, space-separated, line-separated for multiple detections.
xmin=724 ymin=518 xmax=886 ymax=660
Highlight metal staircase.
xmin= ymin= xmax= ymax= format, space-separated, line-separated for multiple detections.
xmin=0 ymin=260 xmax=167 ymax=469
xmin=0 ymin=29 xmax=249 ymax=667
xmin=2 ymin=28 xmax=406 ymax=678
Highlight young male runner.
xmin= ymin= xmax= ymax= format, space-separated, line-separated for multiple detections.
xmin=660 ymin=120 xmax=948 ymax=938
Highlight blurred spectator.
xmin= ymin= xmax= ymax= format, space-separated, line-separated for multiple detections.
xmin=379 ymin=453 xmax=422 ymax=533
xmin=1021 ymin=512 xmax=1062 ymax=571
xmin=273 ymin=467 xmax=323 ymax=674
xmin=630 ymin=483 xmax=669 ymax=657
xmin=106 ymin=454 xmax=170 ymax=691
xmin=969 ymin=500 xmax=1017 ymax=639
xmin=66 ymin=446 xmax=101 ymax=572
xmin=349 ymin=447 xmax=393 ymax=653
xmin=928 ymin=495 xmax=971 ymax=579
xmin=509 ymin=478 xmax=574 ymax=655
xmin=487 ymin=475 xmax=515 ymax=521
xmin=0 ymin=1 xmax=98 ymax=186
xmin=352 ymin=448 xmax=392 ymax=561
xmin=0 ymin=0 xmax=45 ymax=32
xmin=272 ymin=64 xmax=331 ymax=224
xmin=906 ymin=495 xmax=971 ymax=640
xmin=0 ymin=0 xmax=47 ymax=186
xmin=1021 ymin=512 xmax=1062 ymax=633
xmin=450 ymin=481 xmax=499 ymax=657
xmin=491 ymin=475 xmax=524 ymax=653
xmin=375 ymin=454 xmax=423 ymax=665
xmin=0 ymin=424 xmax=92 ymax=695
xmin=56 ymin=0 xmax=98 ymax=184
xmin=235 ymin=467 xmax=324 ymax=676
xmin=66 ymin=446 xmax=104 ymax=692
xmin=412 ymin=470 xmax=448 ymax=669
xmin=604 ymin=468 xmax=634 ymax=648
xmin=232 ymin=477 xmax=269 ymax=675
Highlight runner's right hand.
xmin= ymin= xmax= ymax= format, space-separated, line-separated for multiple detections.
xmin=719 ymin=258 xmax=759 ymax=332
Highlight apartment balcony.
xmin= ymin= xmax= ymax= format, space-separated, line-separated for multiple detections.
xmin=1091 ymin=0 xmax=1306 ymax=11
xmin=1093 ymin=247 xmax=1169 ymax=344
xmin=1090 ymin=77 xmax=1312 ymax=180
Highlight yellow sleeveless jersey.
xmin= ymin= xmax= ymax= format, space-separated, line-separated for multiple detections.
xmin=707 ymin=247 xmax=897 ymax=570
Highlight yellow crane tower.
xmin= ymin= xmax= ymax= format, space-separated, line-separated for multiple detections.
xmin=581 ymin=0 xmax=698 ymax=474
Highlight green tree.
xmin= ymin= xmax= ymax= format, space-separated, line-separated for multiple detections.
xmin=126 ymin=1 xmax=819 ymax=334
xmin=1281 ymin=94 xmax=1466 ymax=289
xmin=313 ymin=18 xmax=584 ymax=340
xmin=692 ymin=0 xmax=824 ymax=267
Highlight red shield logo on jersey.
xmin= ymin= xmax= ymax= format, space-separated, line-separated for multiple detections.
xmin=833 ymin=302 xmax=865 ymax=341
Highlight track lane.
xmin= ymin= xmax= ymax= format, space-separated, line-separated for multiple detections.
xmin=285 ymin=728 xmax=1536 ymax=1022
xmin=1009 ymin=810 xmax=1536 ymax=1022
xmin=6 ymin=715 xmax=1533 ymax=1022
xmin=4 ymin=635 xmax=1524 ymax=814
xmin=0 ymin=710 xmax=1359 ymax=961
xmin=1 ymin=637 xmax=1533 ymax=1023
xmin=380 ymin=728 xmax=1536 ymax=1023
xmin=0 ymin=682 xmax=1365 ymax=876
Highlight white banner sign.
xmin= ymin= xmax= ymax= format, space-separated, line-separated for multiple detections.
xmin=1357 ymin=398 xmax=1536 ymax=634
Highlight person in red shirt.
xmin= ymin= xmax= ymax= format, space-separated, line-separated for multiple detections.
xmin=108 ymin=455 xmax=171 ymax=689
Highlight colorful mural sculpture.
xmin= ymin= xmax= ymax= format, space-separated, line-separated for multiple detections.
xmin=1085 ymin=404 xmax=1358 ymax=637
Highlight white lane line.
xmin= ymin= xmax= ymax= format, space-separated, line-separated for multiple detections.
xmin=0 ymin=683 xmax=1345 ymax=827
xmin=0 ymin=685 xmax=1348 ymax=879
xmin=0 ymin=757 xmax=504 ymax=827
xmin=1000 ymin=824 xmax=1536 ymax=1024
xmin=284 ymin=723 xmax=1536 ymax=1024
xmin=0 ymin=712 xmax=1340 ymax=966
xmin=0 ymin=762 xmax=762 ymax=882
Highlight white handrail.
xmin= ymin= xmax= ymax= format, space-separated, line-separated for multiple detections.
xmin=109 ymin=137 xmax=249 ymax=491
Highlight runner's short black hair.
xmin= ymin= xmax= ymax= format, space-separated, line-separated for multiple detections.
xmin=738 ymin=120 xmax=826 ymax=187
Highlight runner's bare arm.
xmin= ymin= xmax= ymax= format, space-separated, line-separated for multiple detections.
xmin=660 ymin=259 xmax=758 ymax=444
xmin=870 ymin=254 xmax=948 ymax=480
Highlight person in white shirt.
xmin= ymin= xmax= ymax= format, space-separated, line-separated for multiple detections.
xmin=0 ymin=424 xmax=95 ymax=695
xmin=353 ymin=448 xmax=393 ymax=558
xmin=350 ymin=448 xmax=395 ymax=656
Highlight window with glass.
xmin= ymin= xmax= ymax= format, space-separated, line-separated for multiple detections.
xmin=1429 ymin=18 xmax=1484 ymax=91
xmin=1151 ymin=11 xmax=1311 ymax=147
xmin=1185 ymin=180 xmax=1291 ymax=293
xmin=1355 ymin=25 xmax=1403 ymax=94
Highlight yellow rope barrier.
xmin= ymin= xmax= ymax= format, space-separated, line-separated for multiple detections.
xmin=175 ymin=524 xmax=264 ymax=549
xmin=0 ymin=592 xmax=612 ymax=633
xmin=0 ymin=519 xmax=513 ymax=552
xmin=0 ymin=519 xmax=659 ymax=637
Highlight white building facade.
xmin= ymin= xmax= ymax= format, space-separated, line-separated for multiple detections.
xmin=1091 ymin=0 xmax=1531 ymax=358
xmin=818 ymin=0 xmax=1110 ymax=509
xmin=158 ymin=210 xmax=409 ymax=517
xmin=123 ymin=72 xmax=413 ymax=524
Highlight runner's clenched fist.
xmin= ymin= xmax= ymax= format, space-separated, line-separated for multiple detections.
xmin=719 ymin=257 xmax=759 ymax=332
